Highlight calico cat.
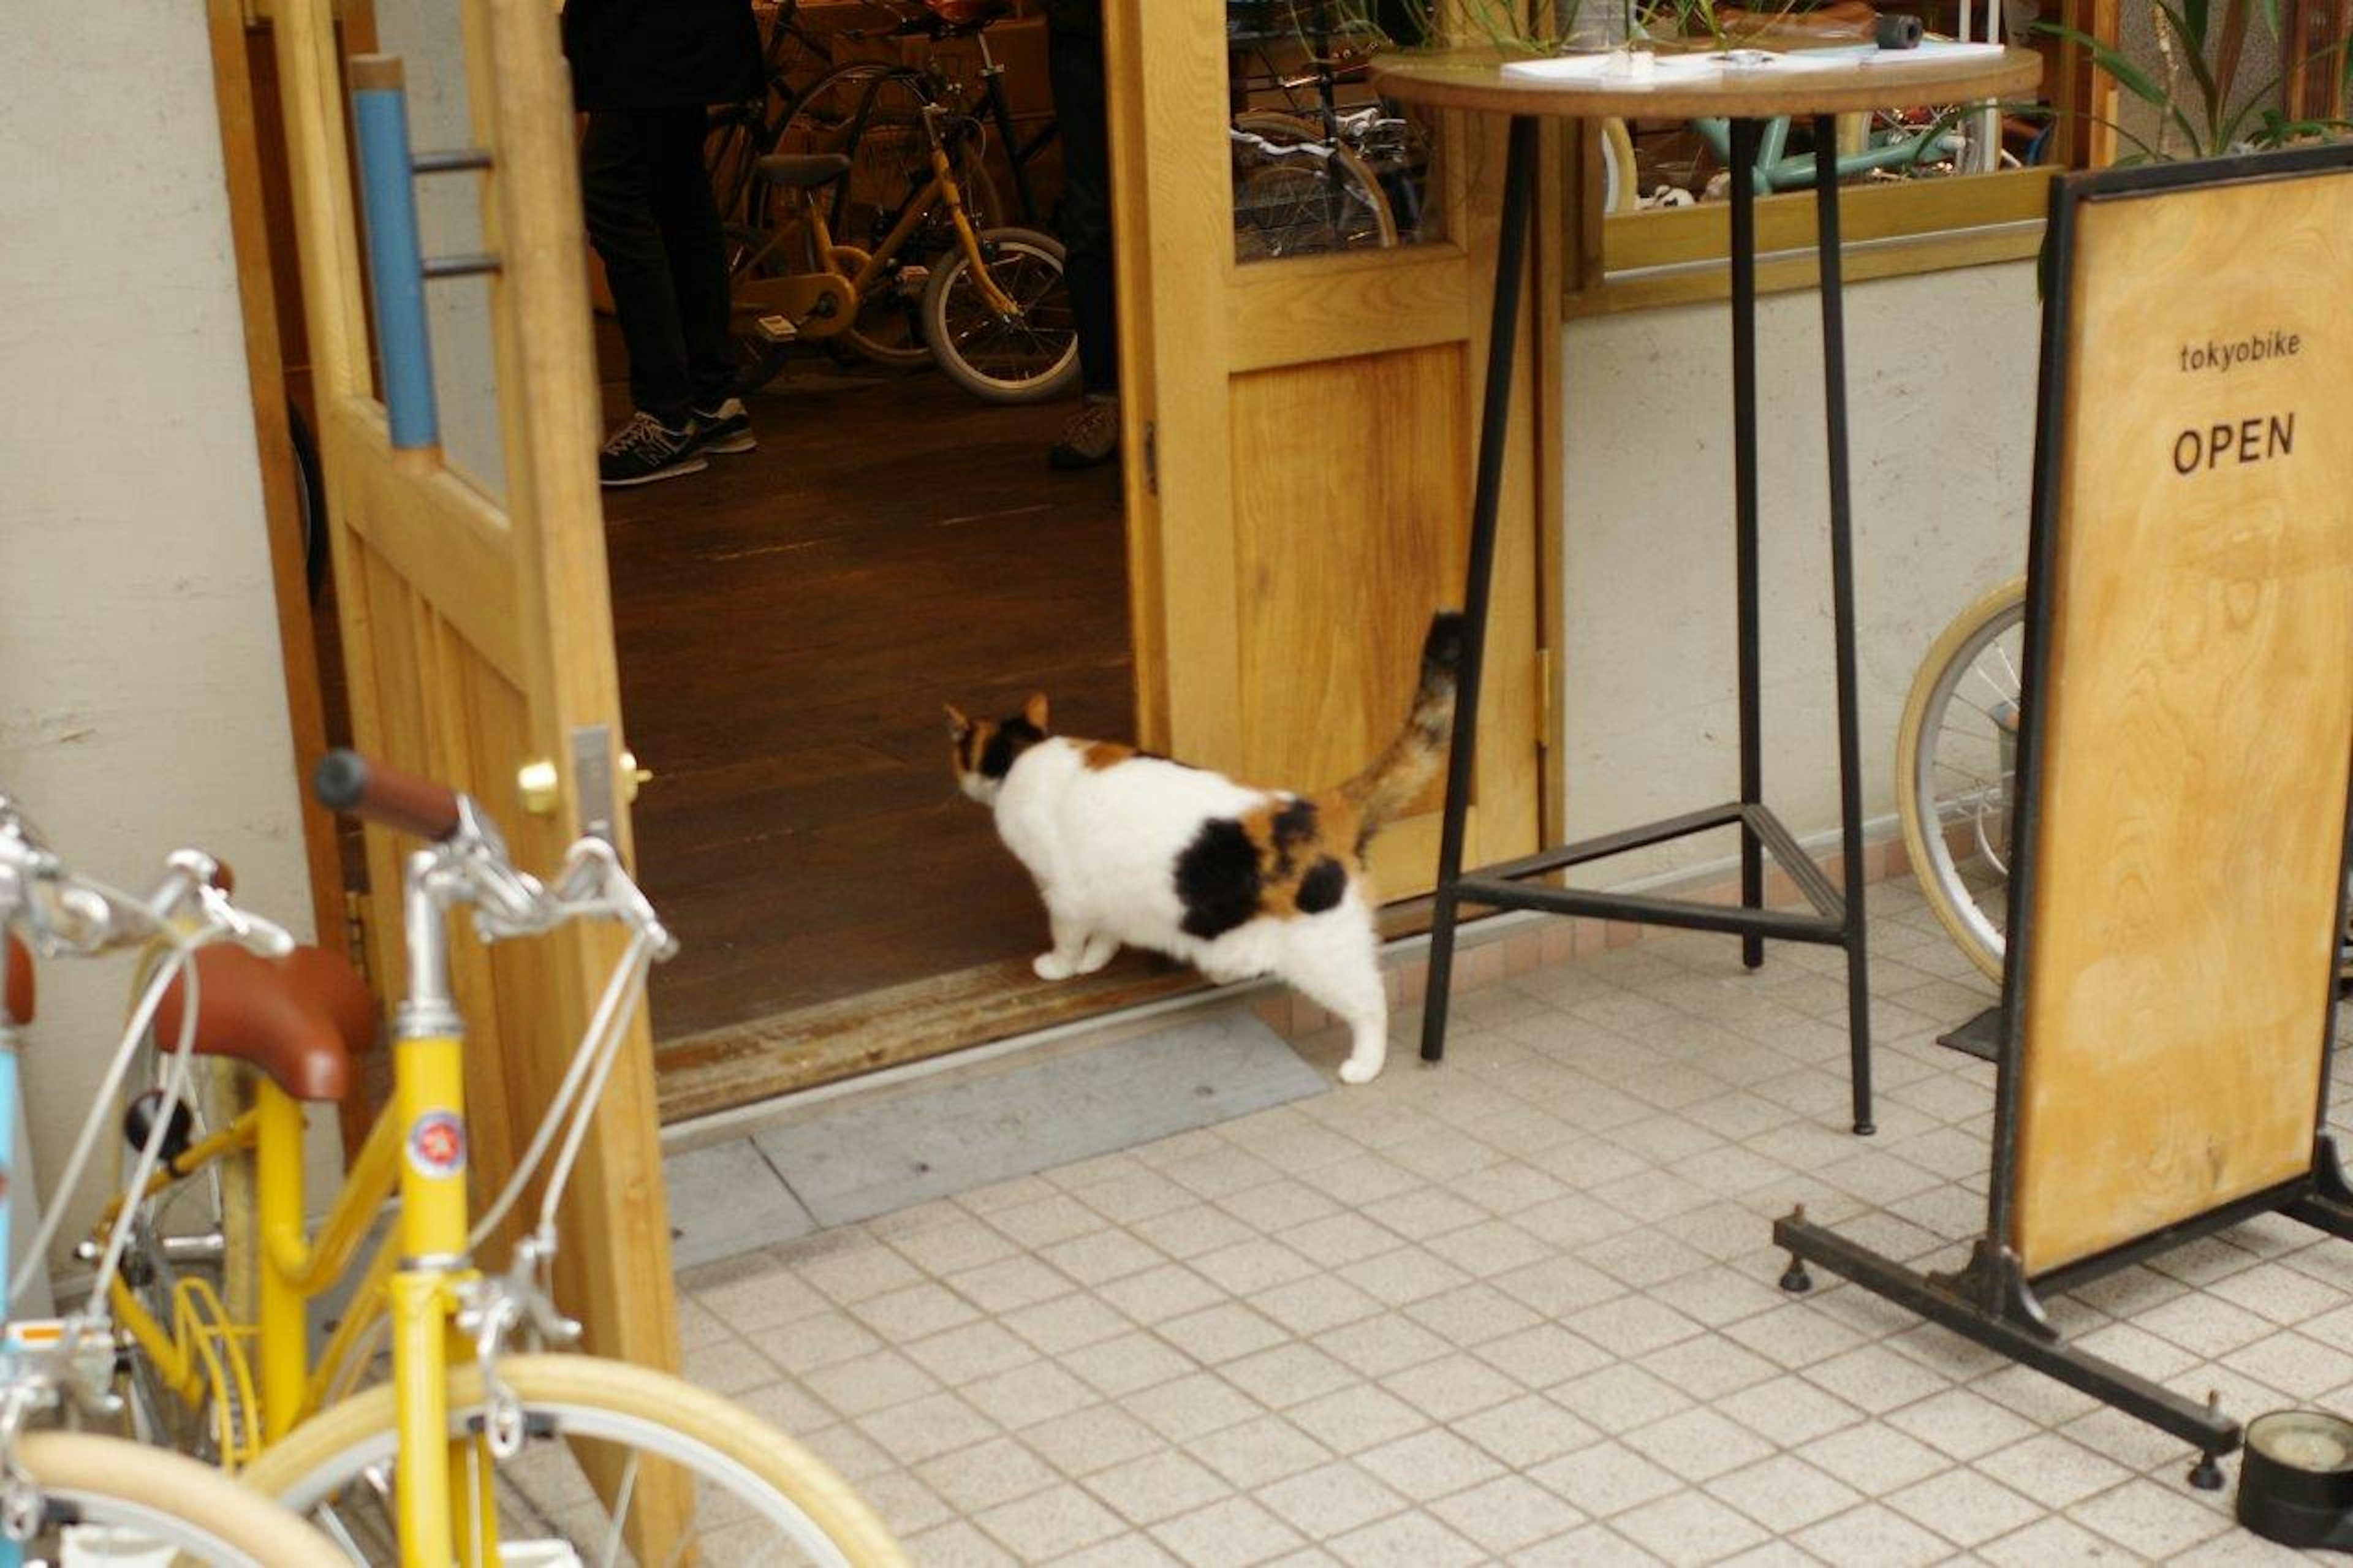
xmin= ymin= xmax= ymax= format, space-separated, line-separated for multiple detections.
xmin=949 ymin=612 xmax=1464 ymax=1086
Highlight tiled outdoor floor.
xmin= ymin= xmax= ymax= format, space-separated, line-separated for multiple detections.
xmin=675 ymin=877 xmax=2353 ymax=1564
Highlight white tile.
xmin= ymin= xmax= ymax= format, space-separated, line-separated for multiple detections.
xmin=1187 ymin=1415 xmax=1333 ymax=1489
xmin=1428 ymin=1474 xmax=1587 ymax=1555
xmin=917 ymin=1436 xmax=1063 ymax=1513
xmin=1706 ymin=1452 xmax=1863 ymax=1534
xmin=1529 ymin=1442 xmax=1685 ymax=1518
xmin=1324 ymin=1510 xmax=1485 ymax=1567
xmin=1608 ymin=1489 xmax=1771 ymax=1567
xmin=1084 ymin=1450 xmax=1234 ymax=1527
xmin=1621 ymin=1407 xmax=1776 ymax=1484
xmin=2068 ymin=1477 xmax=2234 ymax=1557
xmin=1352 ymin=1426 xmax=1507 ymax=1504
xmin=1791 ymin=1503 xmax=1957 ymax=1568
xmin=1882 ymin=1467 xmax=2044 ymax=1548
xmin=1288 ymin=1384 xmax=1431 ymax=1455
xmin=977 ymin=1483 xmax=1129 ymax=1560
xmin=1969 ymin=1433 xmax=2131 ymax=1509
xmin=1150 ymin=1495 xmax=1308 ymax=1568
xmin=1258 ymin=1461 xmax=1411 ymax=1539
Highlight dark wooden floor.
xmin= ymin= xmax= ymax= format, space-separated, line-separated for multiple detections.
xmin=599 ymin=350 xmax=1135 ymax=1058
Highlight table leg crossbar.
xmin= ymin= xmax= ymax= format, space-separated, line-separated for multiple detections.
xmin=1419 ymin=115 xmax=1877 ymax=1137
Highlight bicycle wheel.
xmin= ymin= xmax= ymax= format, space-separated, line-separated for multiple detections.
xmin=1230 ymin=110 xmax=1396 ymax=259
xmin=238 ymin=1354 xmax=904 ymax=1566
xmin=920 ymin=227 xmax=1080 ymax=404
xmin=16 ymin=1430 xmax=344 ymax=1565
xmin=1895 ymin=577 xmax=2026 ymax=979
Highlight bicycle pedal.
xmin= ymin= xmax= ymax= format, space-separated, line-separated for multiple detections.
xmin=755 ymin=314 xmax=800 ymax=344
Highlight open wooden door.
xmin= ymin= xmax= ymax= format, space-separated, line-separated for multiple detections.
xmin=265 ymin=0 xmax=676 ymax=1380
xmin=1105 ymin=3 xmax=1548 ymax=896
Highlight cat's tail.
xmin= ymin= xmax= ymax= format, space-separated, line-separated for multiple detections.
xmin=1333 ymin=610 xmax=1465 ymax=844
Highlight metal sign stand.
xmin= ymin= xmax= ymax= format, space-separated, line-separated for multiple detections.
xmin=1776 ymin=145 xmax=2353 ymax=1488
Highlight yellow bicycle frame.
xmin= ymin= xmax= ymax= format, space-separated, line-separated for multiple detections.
xmin=102 ymin=863 xmax=502 ymax=1567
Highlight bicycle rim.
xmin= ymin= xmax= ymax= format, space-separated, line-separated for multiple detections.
xmin=240 ymin=1355 xmax=903 ymax=1567
xmin=1896 ymin=580 xmax=2027 ymax=978
xmin=922 ymin=229 xmax=1078 ymax=404
xmin=20 ymin=1431 xmax=344 ymax=1566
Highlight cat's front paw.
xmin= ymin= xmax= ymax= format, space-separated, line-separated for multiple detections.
xmin=1033 ymin=952 xmax=1078 ymax=981
xmin=1339 ymin=1055 xmax=1385 ymax=1086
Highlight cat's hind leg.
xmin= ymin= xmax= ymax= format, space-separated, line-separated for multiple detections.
xmin=1287 ymin=928 xmax=1390 ymax=1086
xmin=1033 ymin=905 xmax=1093 ymax=981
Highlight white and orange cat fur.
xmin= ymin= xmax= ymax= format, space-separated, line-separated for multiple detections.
xmin=949 ymin=612 xmax=1463 ymax=1086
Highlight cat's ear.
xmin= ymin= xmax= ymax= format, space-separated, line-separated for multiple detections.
xmin=1022 ymin=692 xmax=1050 ymax=732
xmin=945 ymin=703 xmax=973 ymax=741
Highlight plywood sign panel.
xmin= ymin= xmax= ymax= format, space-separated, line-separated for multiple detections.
xmin=2011 ymin=166 xmax=2353 ymax=1275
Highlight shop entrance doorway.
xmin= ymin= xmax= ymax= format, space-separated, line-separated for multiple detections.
xmin=229 ymin=0 xmax=1556 ymax=1128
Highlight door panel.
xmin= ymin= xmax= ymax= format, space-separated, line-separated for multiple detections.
xmin=1109 ymin=2 xmax=1546 ymax=898
xmin=265 ymin=0 xmax=678 ymax=1423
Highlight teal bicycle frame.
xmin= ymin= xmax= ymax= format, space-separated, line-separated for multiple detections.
xmin=1693 ymin=112 xmax=1967 ymax=192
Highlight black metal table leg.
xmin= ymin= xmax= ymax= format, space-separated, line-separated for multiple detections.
xmin=1420 ymin=113 xmax=1539 ymax=1067
xmin=1730 ymin=119 xmax=1765 ymax=971
xmin=1813 ymin=118 xmax=1874 ymax=1136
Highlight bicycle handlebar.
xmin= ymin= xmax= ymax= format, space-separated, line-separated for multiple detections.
xmin=312 ymin=749 xmax=464 ymax=842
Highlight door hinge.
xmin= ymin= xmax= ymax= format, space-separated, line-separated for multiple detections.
xmin=1535 ymin=647 xmax=1554 ymax=751
xmin=341 ymin=891 xmax=374 ymax=987
xmin=1143 ymin=420 xmax=1158 ymax=496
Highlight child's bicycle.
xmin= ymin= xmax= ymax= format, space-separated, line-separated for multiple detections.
xmin=729 ymin=97 xmax=1078 ymax=403
xmin=89 ymin=754 xmax=902 ymax=1565
xmin=0 ymin=796 xmax=344 ymax=1564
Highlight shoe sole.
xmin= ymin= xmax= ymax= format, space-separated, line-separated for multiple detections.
xmin=698 ymin=432 xmax=757 ymax=456
xmin=601 ymin=454 xmax=710 ymax=488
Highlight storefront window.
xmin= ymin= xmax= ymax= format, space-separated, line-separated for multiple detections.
xmin=1227 ymin=2 xmax=1441 ymax=262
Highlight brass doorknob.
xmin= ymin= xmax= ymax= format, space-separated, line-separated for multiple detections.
xmin=517 ymin=758 xmax=559 ymax=816
xmin=517 ymin=752 xmax=651 ymax=815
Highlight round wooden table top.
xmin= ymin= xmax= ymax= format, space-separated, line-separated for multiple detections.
xmin=1371 ymin=44 xmax=2044 ymax=120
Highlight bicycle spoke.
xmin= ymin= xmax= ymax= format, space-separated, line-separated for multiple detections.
xmin=597 ymin=1450 xmax=640 ymax=1568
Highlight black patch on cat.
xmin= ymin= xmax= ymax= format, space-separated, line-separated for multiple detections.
xmin=1175 ymin=819 xmax=1260 ymax=939
xmin=979 ymin=717 xmax=1045 ymax=780
xmin=1268 ymin=798 xmax=1317 ymax=874
xmin=1295 ymin=857 xmax=1347 ymax=914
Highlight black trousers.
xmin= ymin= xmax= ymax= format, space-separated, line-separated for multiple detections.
xmin=1046 ymin=9 xmax=1116 ymax=397
xmin=580 ymin=107 xmax=734 ymax=425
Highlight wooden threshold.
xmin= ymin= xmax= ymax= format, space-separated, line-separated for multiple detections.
xmin=652 ymin=898 xmax=1444 ymax=1124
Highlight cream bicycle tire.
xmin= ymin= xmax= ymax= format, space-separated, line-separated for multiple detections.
xmin=19 ymin=1430 xmax=344 ymax=1565
xmin=1601 ymin=118 xmax=1638 ymax=214
xmin=1232 ymin=110 xmax=1398 ymax=252
xmin=1895 ymin=576 xmax=2026 ymax=979
xmin=239 ymin=1354 xmax=904 ymax=1566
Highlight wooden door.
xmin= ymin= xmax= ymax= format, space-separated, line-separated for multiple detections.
xmin=1105 ymin=4 xmax=1548 ymax=897
xmin=265 ymin=0 xmax=676 ymax=1381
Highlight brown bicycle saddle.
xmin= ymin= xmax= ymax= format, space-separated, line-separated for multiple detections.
xmin=5 ymin=933 xmax=31 ymax=1028
xmin=153 ymin=945 xmax=377 ymax=1103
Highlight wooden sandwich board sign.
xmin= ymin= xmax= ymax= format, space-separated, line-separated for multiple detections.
xmin=1776 ymin=143 xmax=2353 ymax=1486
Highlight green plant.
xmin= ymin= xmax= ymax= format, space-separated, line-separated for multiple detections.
xmin=2043 ymin=0 xmax=2352 ymax=160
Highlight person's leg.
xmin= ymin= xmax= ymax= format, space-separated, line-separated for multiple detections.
xmin=582 ymin=110 xmax=695 ymax=427
xmin=642 ymin=105 xmax=749 ymax=437
xmin=1048 ymin=12 xmax=1115 ymax=395
xmin=1047 ymin=5 xmax=1120 ymax=469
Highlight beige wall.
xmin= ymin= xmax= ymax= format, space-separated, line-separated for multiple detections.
xmin=0 ymin=5 xmax=322 ymax=1271
xmin=1559 ymin=262 xmax=2039 ymax=885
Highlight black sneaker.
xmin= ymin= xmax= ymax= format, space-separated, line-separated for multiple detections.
xmin=599 ymin=412 xmax=708 ymax=488
xmin=688 ymin=396 xmax=756 ymax=456
xmin=1048 ymin=394 xmax=1120 ymax=471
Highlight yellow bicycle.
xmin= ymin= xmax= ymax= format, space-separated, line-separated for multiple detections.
xmin=94 ymin=753 xmax=902 ymax=1566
